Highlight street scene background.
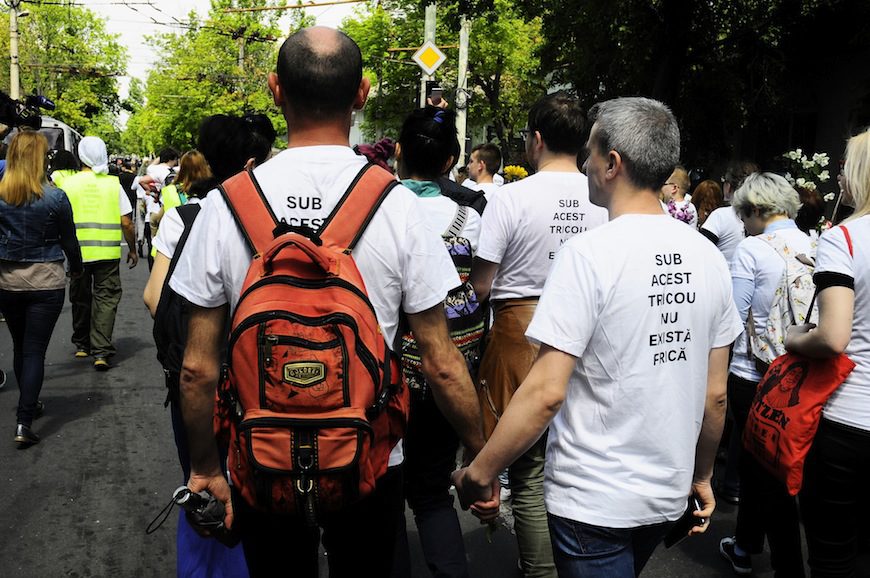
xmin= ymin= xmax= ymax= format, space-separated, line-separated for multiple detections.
xmin=2 ymin=264 xmax=845 ymax=577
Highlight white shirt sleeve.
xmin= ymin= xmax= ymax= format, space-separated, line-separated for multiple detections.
xmin=815 ymin=226 xmax=853 ymax=278
xmin=152 ymin=207 xmax=184 ymax=259
xmin=701 ymin=207 xmax=724 ymax=236
xmin=476 ymin=192 xmax=511 ymax=264
xmin=463 ymin=209 xmax=482 ymax=254
xmin=711 ymin=260 xmax=744 ymax=348
xmin=119 ymin=187 xmax=132 ymax=216
xmin=730 ymin=239 xmax=757 ymax=281
xmin=169 ymin=193 xmax=232 ymax=309
xmin=399 ymin=195 xmax=461 ymax=314
xmin=525 ymin=243 xmax=598 ymax=358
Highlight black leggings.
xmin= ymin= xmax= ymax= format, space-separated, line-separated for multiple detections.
xmin=801 ymin=418 xmax=870 ymax=578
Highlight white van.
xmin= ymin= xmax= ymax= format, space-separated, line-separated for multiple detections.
xmin=3 ymin=115 xmax=83 ymax=160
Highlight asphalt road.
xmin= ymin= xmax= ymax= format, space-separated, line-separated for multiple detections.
xmin=1 ymin=261 xmax=866 ymax=577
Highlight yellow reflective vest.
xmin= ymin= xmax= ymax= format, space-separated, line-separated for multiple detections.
xmin=51 ymin=169 xmax=77 ymax=189
xmin=63 ymin=171 xmax=122 ymax=262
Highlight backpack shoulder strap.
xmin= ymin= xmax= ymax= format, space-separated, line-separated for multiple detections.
xmin=156 ymin=203 xmax=202 ymax=316
xmin=319 ymin=164 xmax=399 ymax=253
xmin=219 ymin=169 xmax=279 ymax=255
xmin=444 ymin=204 xmax=468 ymax=238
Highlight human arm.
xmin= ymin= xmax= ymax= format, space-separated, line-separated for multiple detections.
xmin=122 ymin=214 xmax=138 ymax=268
xmin=470 ymin=257 xmax=499 ymax=303
xmin=452 ymin=345 xmax=575 ymax=520
xmin=408 ymin=304 xmax=487 ymax=456
xmin=180 ymin=304 xmax=233 ymax=530
xmin=56 ymin=190 xmax=83 ymax=275
xmin=785 ymin=286 xmax=853 ymax=358
xmin=689 ymin=345 xmax=730 ymax=534
xmin=143 ymin=252 xmax=171 ymax=318
xmin=786 ymin=227 xmax=855 ymax=358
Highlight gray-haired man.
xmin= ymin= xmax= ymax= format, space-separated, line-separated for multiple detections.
xmin=454 ymin=97 xmax=742 ymax=577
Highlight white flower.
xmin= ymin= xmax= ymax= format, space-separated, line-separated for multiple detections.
xmin=818 ymin=170 xmax=830 ymax=182
xmin=786 ymin=150 xmax=800 ymax=160
xmin=805 ymin=182 xmax=817 ymax=191
xmin=796 ymin=177 xmax=807 ymax=187
xmin=795 ymin=148 xmax=803 ymax=157
xmin=824 ymin=192 xmax=836 ymax=202
xmin=802 ymin=158 xmax=815 ymax=169
xmin=784 ymin=172 xmax=795 ymax=184
xmin=813 ymin=153 xmax=830 ymax=167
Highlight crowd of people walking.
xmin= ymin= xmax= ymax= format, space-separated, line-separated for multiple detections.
xmin=1 ymin=24 xmax=869 ymax=578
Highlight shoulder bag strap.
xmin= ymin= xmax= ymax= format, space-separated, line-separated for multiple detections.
xmin=218 ymin=169 xmax=279 ymax=255
xmin=838 ymin=224 xmax=854 ymax=257
xmin=155 ymin=203 xmax=202 ymax=318
xmin=318 ymin=163 xmax=399 ymax=253
xmin=444 ymin=205 xmax=468 ymax=238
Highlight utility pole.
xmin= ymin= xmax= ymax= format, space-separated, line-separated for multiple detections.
xmin=455 ymin=14 xmax=470 ymax=164
xmin=420 ymin=3 xmax=436 ymax=107
xmin=8 ymin=0 xmax=21 ymax=99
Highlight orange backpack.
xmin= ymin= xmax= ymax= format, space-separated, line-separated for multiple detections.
xmin=215 ymin=164 xmax=409 ymax=523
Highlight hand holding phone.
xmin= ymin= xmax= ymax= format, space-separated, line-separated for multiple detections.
xmin=663 ymin=496 xmax=707 ymax=548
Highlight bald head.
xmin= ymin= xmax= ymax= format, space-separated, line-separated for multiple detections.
xmin=276 ymin=27 xmax=363 ymax=120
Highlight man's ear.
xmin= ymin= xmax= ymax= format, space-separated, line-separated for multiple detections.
xmin=268 ymin=72 xmax=284 ymax=108
xmin=354 ymin=76 xmax=371 ymax=111
xmin=606 ymin=150 xmax=622 ymax=179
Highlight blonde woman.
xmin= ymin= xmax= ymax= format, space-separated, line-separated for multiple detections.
xmin=786 ymin=127 xmax=870 ymax=577
xmin=0 ymin=131 xmax=82 ymax=447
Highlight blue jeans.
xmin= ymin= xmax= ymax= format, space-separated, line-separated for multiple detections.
xmin=0 ymin=288 xmax=65 ymax=426
xmin=547 ymin=513 xmax=672 ymax=578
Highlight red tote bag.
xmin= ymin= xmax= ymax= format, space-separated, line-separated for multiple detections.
xmin=743 ymin=225 xmax=856 ymax=496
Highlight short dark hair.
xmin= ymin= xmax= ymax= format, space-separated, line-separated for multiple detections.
xmin=276 ymin=28 xmax=362 ymax=120
xmin=398 ymin=107 xmax=458 ymax=180
xmin=49 ymin=149 xmax=79 ymax=173
xmin=723 ymin=160 xmax=759 ymax=190
xmin=527 ymin=91 xmax=585 ymax=156
xmin=242 ymin=113 xmax=277 ymax=165
xmin=471 ymin=143 xmax=502 ymax=175
xmin=158 ymin=147 xmax=179 ymax=163
xmin=197 ymin=114 xmax=267 ymax=183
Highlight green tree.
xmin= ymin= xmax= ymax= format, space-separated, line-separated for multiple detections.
xmin=0 ymin=3 xmax=127 ymax=144
xmin=342 ymin=0 xmax=544 ymax=161
xmin=524 ymin=0 xmax=870 ymax=167
xmin=123 ymin=0 xmax=286 ymax=154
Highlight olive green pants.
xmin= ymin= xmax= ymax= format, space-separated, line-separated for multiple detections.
xmin=70 ymin=259 xmax=122 ymax=358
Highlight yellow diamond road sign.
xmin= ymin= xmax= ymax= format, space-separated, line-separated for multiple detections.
xmin=412 ymin=41 xmax=447 ymax=76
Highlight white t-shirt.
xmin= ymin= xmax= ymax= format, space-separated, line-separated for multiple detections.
xmin=816 ymin=220 xmax=870 ymax=430
xmin=526 ymin=214 xmax=742 ymax=528
xmin=153 ymin=197 xmax=203 ymax=259
xmin=417 ymin=194 xmax=481 ymax=252
xmin=170 ymin=146 xmax=459 ymax=347
xmin=472 ymin=181 xmax=500 ymax=202
xmin=729 ymin=224 xmax=815 ymax=382
xmin=118 ymin=188 xmax=132 ymax=216
xmin=476 ymin=171 xmax=608 ymax=300
xmin=702 ymin=206 xmax=745 ymax=264
xmin=147 ymin=163 xmax=172 ymax=190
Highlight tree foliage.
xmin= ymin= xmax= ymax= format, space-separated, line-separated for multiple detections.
xmin=342 ymin=0 xmax=543 ymax=161
xmin=0 ymin=3 xmax=127 ymax=147
xmin=525 ymin=0 xmax=870 ymax=167
xmin=122 ymin=0 xmax=286 ymax=155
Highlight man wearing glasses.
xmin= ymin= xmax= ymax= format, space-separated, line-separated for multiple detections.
xmin=469 ymin=91 xmax=607 ymax=578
